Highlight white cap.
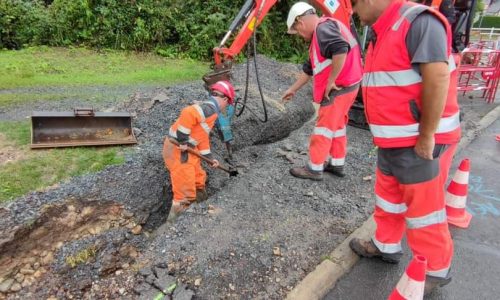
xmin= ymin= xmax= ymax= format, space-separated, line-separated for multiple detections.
xmin=286 ymin=2 xmax=316 ymax=34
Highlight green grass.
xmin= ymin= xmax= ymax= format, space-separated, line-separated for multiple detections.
xmin=0 ymin=46 xmax=208 ymax=89
xmin=0 ymin=121 xmax=125 ymax=203
xmin=0 ymin=47 xmax=206 ymax=203
xmin=0 ymin=121 xmax=31 ymax=145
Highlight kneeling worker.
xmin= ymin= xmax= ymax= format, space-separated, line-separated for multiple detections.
xmin=163 ymin=81 xmax=235 ymax=215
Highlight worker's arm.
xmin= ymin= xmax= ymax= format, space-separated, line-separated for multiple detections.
xmin=406 ymin=12 xmax=450 ymax=160
xmin=415 ymin=62 xmax=449 ymax=159
xmin=176 ymin=106 xmax=198 ymax=150
xmin=325 ymin=53 xmax=347 ymax=96
xmin=282 ymin=72 xmax=311 ymax=101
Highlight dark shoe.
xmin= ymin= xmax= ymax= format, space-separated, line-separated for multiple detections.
xmin=324 ymin=163 xmax=346 ymax=177
xmin=289 ymin=167 xmax=323 ymax=181
xmin=349 ymin=238 xmax=402 ymax=264
xmin=196 ymin=188 xmax=208 ymax=203
xmin=424 ymin=274 xmax=452 ymax=296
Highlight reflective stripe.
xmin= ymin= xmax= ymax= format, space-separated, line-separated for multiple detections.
xmin=362 ymin=69 xmax=422 ymax=87
xmin=395 ymin=272 xmax=425 ymax=299
xmin=193 ymin=105 xmax=206 ymax=121
xmin=169 ymin=127 xmax=198 ymax=145
xmin=448 ymin=55 xmax=456 ymax=72
xmin=392 ymin=4 xmax=427 ymax=31
xmin=376 ymin=195 xmax=407 ymax=214
xmin=369 ymin=112 xmax=460 ymax=139
xmin=308 ymin=161 xmax=324 ymax=171
xmin=426 ymin=266 xmax=450 ymax=278
xmin=200 ymin=122 xmax=211 ymax=134
xmin=372 ymin=237 xmax=402 ymax=254
xmin=337 ymin=21 xmax=358 ymax=48
xmin=363 ymin=55 xmax=456 ymax=88
xmin=199 ymin=149 xmax=211 ymax=155
xmin=406 ymin=208 xmax=446 ymax=229
xmin=313 ymin=127 xmax=334 ymax=139
xmin=332 ymin=127 xmax=346 ymax=138
xmin=452 ymin=169 xmax=469 ymax=185
xmin=312 ymin=49 xmax=332 ymax=75
xmin=177 ymin=125 xmax=191 ymax=134
xmin=445 ymin=194 xmax=467 ymax=209
xmin=330 ymin=157 xmax=345 ymax=166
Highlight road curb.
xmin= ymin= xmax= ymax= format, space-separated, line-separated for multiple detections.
xmin=456 ymin=104 xmax=500 ymax=153
xmin=286 ymin=104 xmax=500 ymax=300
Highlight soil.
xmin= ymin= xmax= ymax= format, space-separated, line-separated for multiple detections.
xmin=0 ymin=55 xmax=497 ymax=299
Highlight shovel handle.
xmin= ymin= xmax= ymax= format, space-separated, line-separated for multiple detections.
xmin=168 ymin=138 xmax=233 ymax=174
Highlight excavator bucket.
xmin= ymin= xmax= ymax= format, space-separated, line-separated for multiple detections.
xmin=30 ymin=108 xmax=137 ymax=149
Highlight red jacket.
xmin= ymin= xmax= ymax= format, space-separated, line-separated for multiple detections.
xmin=309 ymin=17 xmax=363 ymax=103
xmin=362 ymin=1 xmax=460 ymax=148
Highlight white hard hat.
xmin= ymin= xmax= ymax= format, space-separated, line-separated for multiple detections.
xmin=286 ymin=2 xmax=316 ymax=34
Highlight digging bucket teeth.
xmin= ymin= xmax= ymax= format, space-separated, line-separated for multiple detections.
xmin=30 ymin=108 xmax=137 ymax=149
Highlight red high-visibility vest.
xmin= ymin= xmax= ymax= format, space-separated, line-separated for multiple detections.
xmin=309 ymin=17 xmax=363 ymax=103
xmin=362 ymin=1 xmax=461 ymax=148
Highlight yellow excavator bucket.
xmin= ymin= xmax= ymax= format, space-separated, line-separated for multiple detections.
xmin=30 ymin=108 xmax=137 ymax=149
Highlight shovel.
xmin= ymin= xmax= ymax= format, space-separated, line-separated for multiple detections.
xmin=168 ymin=138 xmax=238 ymax=177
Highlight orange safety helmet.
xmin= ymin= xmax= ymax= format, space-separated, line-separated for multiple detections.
xmin=210 ymin=81 xmax=235 ymax=104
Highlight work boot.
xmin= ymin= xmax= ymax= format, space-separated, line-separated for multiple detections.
xmin=195 ymin=189 xmax=208 ymax=203
xmin=167 ymin=199 xmax=192 ymax=221
xmin=323 ymin=163 xmax=346 ymax=177
xmin=349 ymin=238 xmax=402 ymax=264
xmin=289 ymin=167 xmax=323 ymax=181
xmin=424 ymin=274 xmax=452 ymax=296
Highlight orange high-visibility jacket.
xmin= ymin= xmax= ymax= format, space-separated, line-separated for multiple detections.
xmin=309 ymin=17 xmax=363 ymax=103
xmin=362 ymin=1 xmax=461 ymax=148
xmin=169 ymin=102 xmax=218 ymax=156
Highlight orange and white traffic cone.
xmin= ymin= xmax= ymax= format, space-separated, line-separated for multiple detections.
xmin=445 ymin=158 xmax=472 ymax=228
xmin=388 ymin=255 xmax=427 ymax=300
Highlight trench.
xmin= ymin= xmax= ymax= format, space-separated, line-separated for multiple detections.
xmin=0 ymin=56 xmax=327 ymax=298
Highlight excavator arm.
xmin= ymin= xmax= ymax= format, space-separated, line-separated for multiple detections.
xmin=203 ymin=0 xmax=354 ymax=87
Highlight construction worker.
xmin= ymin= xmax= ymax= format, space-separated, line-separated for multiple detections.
xmin=348 ymin=0 xmax=461 ymax=295
xmin=162 ymin=81 xmax=235 ymax=215
xmin=282 ymin=2 xmax=363 ymax=180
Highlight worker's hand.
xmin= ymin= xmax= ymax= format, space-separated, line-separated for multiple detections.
xmin=211 ymin=159 xmax=220 ymax=168
xmin=324 ymin=82 xmax=341 ymax=99
xmin=414 ymin=135 xmax=435 ymax=160
xmin=282 ymin=88 xmax=295 ymax=102
xmin=178 ymin=144 xmax=188 ymax=151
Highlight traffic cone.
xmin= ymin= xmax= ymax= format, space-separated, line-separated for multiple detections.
xmin=445 ymin=158 xmax=472 ymax=228
xmin=388 ymin=255 xmax=427 ymax=300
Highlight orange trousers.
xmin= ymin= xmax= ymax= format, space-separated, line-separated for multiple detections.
xmin=162 ymin=139 xmax=206 ymax=202
xmin=308 ymin=87 xmax=358 ymax=171
xmin=373 ymin=143 xmax=457 ymax=278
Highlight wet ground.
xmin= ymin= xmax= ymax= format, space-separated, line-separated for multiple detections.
xmin=0 ymin=56 xmax=498 ymax=299
xmin=324 ymin=119 xmax=500 ymax=300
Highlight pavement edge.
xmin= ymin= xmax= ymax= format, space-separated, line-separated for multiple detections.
xmin=286 ymin=104 xmax=500 ymax=300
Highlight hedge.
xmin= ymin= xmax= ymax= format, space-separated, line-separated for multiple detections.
xmin=0 ymin=0 xmax=308 ymax=61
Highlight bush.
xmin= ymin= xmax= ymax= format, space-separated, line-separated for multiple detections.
xmin=0 ymin=0 xmax=50 ymax=49
xmin=0 ymin=0 xmax=308 ymax=61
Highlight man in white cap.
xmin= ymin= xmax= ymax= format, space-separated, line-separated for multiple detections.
xmin=282 ymin=2 xmax=363 ymax=181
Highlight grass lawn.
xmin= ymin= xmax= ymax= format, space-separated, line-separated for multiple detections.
xmin=0 ymin=46 xmax=207 ymax=89
xmin=0 ymin=120 xmax=125 ymax=202
xmin=0 ymin=47 xmax=206 ymax=202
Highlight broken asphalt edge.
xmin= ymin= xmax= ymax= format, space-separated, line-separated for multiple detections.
xmin=286 ymin=104 xmax=500 ymax=300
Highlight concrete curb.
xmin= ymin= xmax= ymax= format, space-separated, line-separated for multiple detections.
xmin=286 ymin=104 xmax=500 ymax=300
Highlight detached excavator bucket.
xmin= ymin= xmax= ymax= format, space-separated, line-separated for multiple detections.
xmin=30 ymin=108 xmax=137 ymax=149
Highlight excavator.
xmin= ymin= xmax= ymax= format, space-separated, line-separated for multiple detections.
xmin=202 ymin=0 xmax=478 ymax=146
